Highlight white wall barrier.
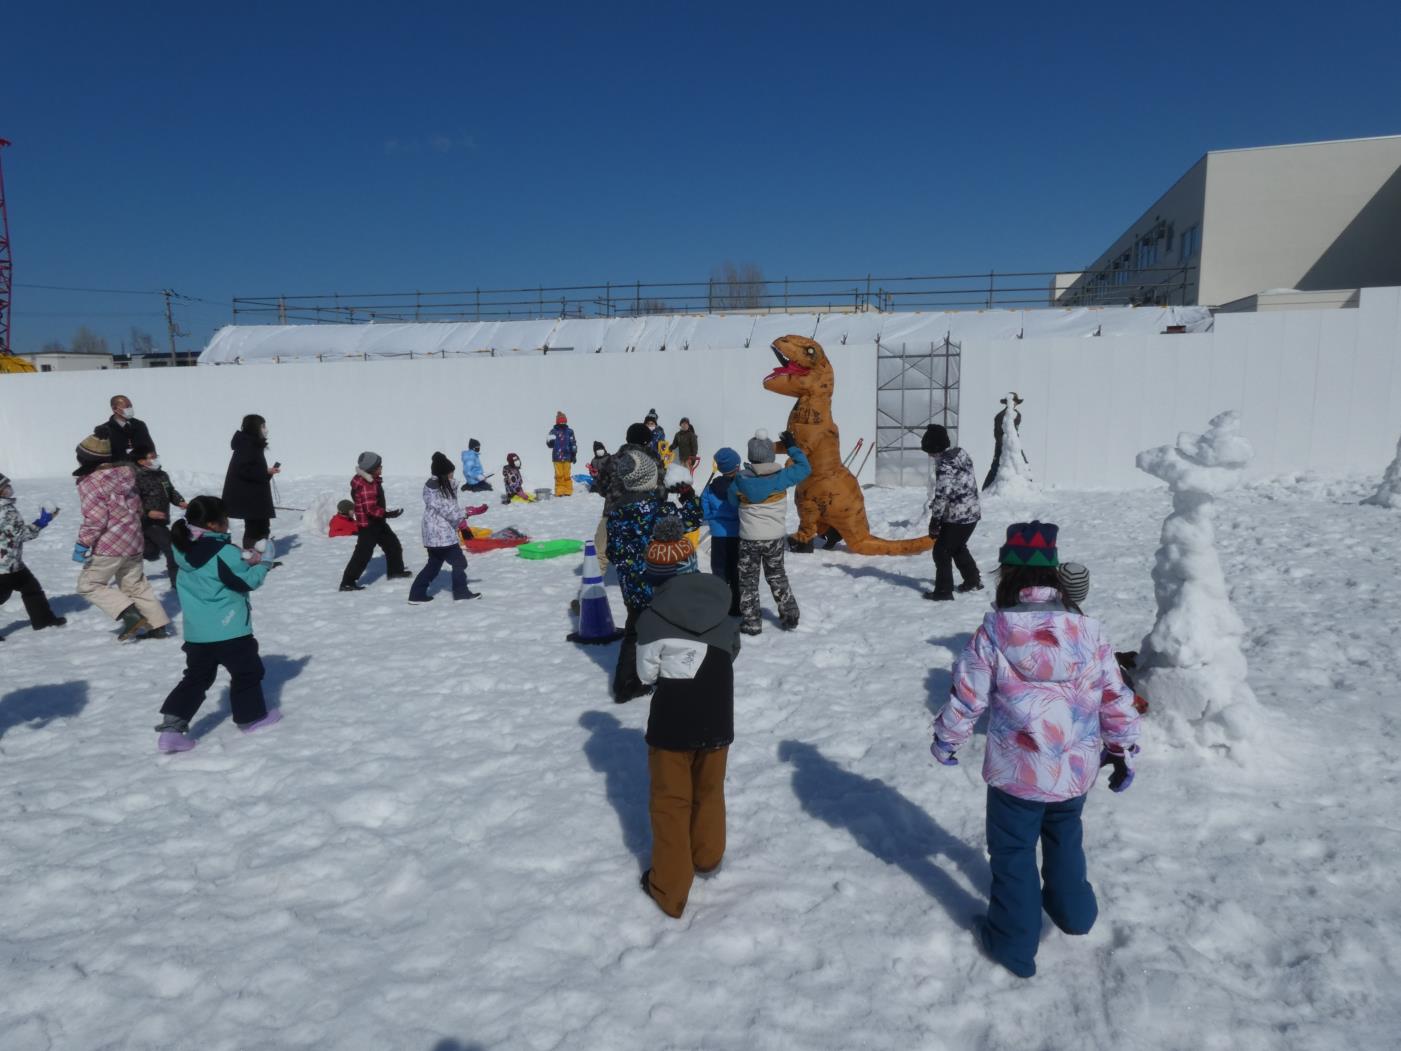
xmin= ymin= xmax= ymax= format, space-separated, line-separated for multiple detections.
xmin=2 ymin=289 xmax=1397 ymax=490
xmin=0 ymin=343 xmax=879 ymax=489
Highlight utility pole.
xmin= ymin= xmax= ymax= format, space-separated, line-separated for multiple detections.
xmin=0 ymin=139 xmax=13 ymax=357
xmin=161 ymin=289 xmax=188 ymax=365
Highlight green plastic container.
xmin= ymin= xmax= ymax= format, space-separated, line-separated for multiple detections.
xmin=516 ymin=539 xmax=585 ymax=560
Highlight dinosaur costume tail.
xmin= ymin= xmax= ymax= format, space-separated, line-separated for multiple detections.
xmin=843 ymin=535 xmax=934 ymax=556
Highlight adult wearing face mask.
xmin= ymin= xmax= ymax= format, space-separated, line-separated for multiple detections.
xmin=221 ymin=414 xmax=279 ymax=550
xmin=94 ymin=395 xmax=154 ymax=462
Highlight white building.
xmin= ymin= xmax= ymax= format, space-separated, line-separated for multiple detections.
xmin=1059 ymin=134 xmax=1401 ymax=308
xmin=15 ymin=350 xmax=115 ymax=372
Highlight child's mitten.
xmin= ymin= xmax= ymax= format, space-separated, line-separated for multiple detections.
xmin=931 ymin=737 xmax=959 ymax=766
xmin=1099 ymin=745 xmax=1139 ymax=793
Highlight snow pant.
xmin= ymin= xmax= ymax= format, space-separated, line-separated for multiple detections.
xmin=613 ymin=605 xmax=645 ymax=698
xmin=240 ymin=517 xmax=271 ymax=551
xmin=645 ymin=745 xmax=728 ymax=918
xmin=0 ymin=565 xmax=61 ymax=628
xmin=554 ymin=461 xmax=574 ymax=496
xmin=410 ymin=544 xmax=469 ymax=600
xmin=143 ymin=521 xmax=178 ymax=583
xmin=931 ymin=520 xmax=981 ymax=597
xmin=160 ymin=635 xmax=267 ymax=727
xmin=709 ymin=536 xmax=741 ymax=616
xmin=463 ymin=479 xmax=493 ymax=492
xmin=984 ymin=787 xmax=1097 ymax=977
xmin=340 ymin=519 xmax=406 ymax=587
xmin=593 ymin=517 xmax=610 ymax=572
xmin=77 ymin=555 xmax=170 ymax=628
xmin=738 ymin=538 xmax=798 ymax=632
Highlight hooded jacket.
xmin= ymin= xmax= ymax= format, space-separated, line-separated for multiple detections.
xmin=0 ymin=494 xmax=42 ymax=573
xmin=935 ymin=587 xmax=1141 ymax=802
xmin=350 ymin=471 xmax=387 ymax=527
xmin=546 ymin=423 xmax=577 ymax=464
xmin=173 ymin=529 xmax=270 ymax=643
xmin=728 ymin=445 xmax=811 ymax=541
xmin=701 ymin=474 xmax=740 ymax=538
xmin=637 ymin=573 xmax=741 ymax=750
xmin=420 ymin=479 xmax=463 ymax=548
xmin=221 ymin=430 xmax=275 ymax=520
xmin=460 ymin=448 xmax=486 ymax=485
xmin=134 ymin=464 xmax=186 ymax=519
xmin=76 ymin=463 xmax=145 ymax=557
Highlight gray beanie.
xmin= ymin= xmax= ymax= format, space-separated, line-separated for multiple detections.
xmin=618 ymin=449 xmax=660 ymax=493
xmin=747 ymin=428 xmax=775 ymax=465
xmin=1057 ymin=562 xmax=1090 ymax=605
xmin=357 ymin=451 xmax=382 ymax=473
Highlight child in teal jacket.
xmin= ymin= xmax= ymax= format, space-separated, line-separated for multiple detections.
xmin=154 ymin=495 xmax=281 ymax=753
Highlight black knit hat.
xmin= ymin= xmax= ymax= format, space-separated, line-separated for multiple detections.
xmin=626 ymin=422 xmax=652 ymax=446
xmin=468 ymin=438 xmax=481 ymax=452
xmin=921 ymin=424 xmax=951 ymax=455
xmin=431 ymin=451 xmax=455 ymax=477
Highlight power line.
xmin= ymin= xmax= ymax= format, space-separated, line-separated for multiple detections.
xmin=16 ymin=282 xmax=162 ymax=295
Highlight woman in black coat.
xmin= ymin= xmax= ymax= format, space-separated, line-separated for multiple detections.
xmin=221 ymin=414 xmax=280 ymax=549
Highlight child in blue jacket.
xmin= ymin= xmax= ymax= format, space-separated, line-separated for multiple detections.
xmin=460 ymin=439 xmax=493 ymax=492
xmin=727 ymin=430 xmax=810 ymax=634
xmin=153 ymin=495 xmax=281 ymax=753
xmin=700 ymin=446 xmax=743 ymax=616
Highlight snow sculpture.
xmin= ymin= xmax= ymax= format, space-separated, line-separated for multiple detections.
xmin=983 ymin=392 xmax=1037 ymax=499
xmin=302 ymin=492 xmax=341 ymax=537
xmin=1135 ymin=411 xmax=1261 ymax=754
xmin=1362 ymin=434 xmax=1401 ymax=509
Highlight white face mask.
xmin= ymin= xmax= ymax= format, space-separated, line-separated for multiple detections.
xmin=144 ymin=458 xmax=161 ymax=470
xmin=261 ymin=426 xmax=269 ymax=439
xmin=120 ymin=407 xmax=134 ymax=420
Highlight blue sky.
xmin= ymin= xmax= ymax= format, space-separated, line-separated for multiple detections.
xmin=5 ymin=0 xmax=1400 ymax=353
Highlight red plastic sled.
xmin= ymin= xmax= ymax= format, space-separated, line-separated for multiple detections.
xmin=462 ymin=536 xmax=529 ymax=553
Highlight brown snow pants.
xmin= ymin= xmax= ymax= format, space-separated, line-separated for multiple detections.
xmin=645 ymin=745 xmax=728 ymax=918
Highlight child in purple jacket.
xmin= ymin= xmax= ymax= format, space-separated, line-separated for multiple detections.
xmin=932 ymin=521 xmax=1141 ymax=978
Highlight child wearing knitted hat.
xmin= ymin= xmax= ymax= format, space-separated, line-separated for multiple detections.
xmin=636 ymin=516 xmax=741 ymax=918
xmin=328 ymin=499 xmax=359 ymax=538
xmin=931 ymin=521 xmax=1141 ymax=979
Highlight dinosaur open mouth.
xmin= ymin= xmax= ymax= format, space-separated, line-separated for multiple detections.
xmin=767 ymin=345 xmax=811 ymax=379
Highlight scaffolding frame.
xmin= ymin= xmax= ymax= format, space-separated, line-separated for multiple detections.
xmin=874 ymin=336 xmax=960 ymax=487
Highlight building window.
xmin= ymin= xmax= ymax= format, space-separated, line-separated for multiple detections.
xmin=41 ymin=364 xmax=53 ymax=372
xmin=1180 ymin=224 xmax=1200 ymax=263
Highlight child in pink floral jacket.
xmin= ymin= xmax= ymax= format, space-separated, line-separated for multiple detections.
xmin=932 ymin=521 xmax=1140 ymax=978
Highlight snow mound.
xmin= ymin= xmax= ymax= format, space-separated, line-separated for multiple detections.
xmin=664 ymin=463 xmax=693 ymax=489
xmin=1136 ymin=411 xmax=1263 ymax=756
xmin=301 ymin=492 xmax=343 ymax=537
xmin=984 ymin=392 xmax=1037 ymax=499
xmin=1362 ymin=434 xmax=1401 ymax=509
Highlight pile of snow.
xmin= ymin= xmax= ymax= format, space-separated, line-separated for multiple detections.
xmin=300 ymin=491 xmax=343 ymax=537
xmin=1135 ymin=411 xmax=1262 ymax=755
xmin=1362 ymin=434 xmax=1401 ymax=508
xmin=983 ymin=392 xmax=1037 ymax=499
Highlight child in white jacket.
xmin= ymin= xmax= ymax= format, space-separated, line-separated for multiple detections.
xmin=408 ymin=452 xmax=487 ymax=604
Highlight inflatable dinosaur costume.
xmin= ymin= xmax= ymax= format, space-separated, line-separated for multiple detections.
xmin=763 ymin=335 xmax=932 ymax=556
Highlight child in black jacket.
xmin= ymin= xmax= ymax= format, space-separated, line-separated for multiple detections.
xmin=635 ymin=518 xmax=740 ymax=918
xmin=133 ymin=445 xmax=187 ymax=583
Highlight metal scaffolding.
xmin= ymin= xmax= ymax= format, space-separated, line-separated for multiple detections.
xmin=874 ymin=335 xmax=960 ymax=487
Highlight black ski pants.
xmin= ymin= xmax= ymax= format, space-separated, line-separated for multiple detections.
xmin=143 ymin=522 xmax=179 ymax=582
xmin=240 ymin=517 xmax=272 ymax=551
xmin=932 ymin=520 xmax=981 ymax=597
xmin=0 ymin=565 xmax=61 ymax=628
xmin=341 ymin=519 xmax=406 ymax=586
xmin=160 ymin=635 xmax=267 ymax=726
xmin=709 ymin=536 xmax=741 ymax=616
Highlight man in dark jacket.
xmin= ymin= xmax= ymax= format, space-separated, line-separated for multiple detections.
xmin=94 ymin=395 xmax=154 ymax=462
xmin=220 ymin=414 xmax=278 ymax=550
xmin=635 ymin=521 xmax=740 ymax=919
xmin=923 ymin=424 xmax=982 ymax=600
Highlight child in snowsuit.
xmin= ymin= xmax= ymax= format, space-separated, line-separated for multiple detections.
xmin=643 ymin=409 xmax=666 ymax=454
xmin=133 ymin=444 xmax=188 ymax=584
xmin=0 ymin=472 xmax=66 ymax=635
xmin=932 ymin=522 xmax=1141 ymax=979
xmin=728 ymin=429 xmax=811 ymax=635
xmin=460 ymin=438 xmax=493 ymax=492
xmin=605 ymin=445 xmax=702 ymax=703
xmin=922 ymin=424 xmax=983 ymax=601
xmin=636 ymin=519 xmax=741 ymax=918
xmin=547 ymin=412 xmax=578 ymax=497
xmin=153 ymin=495 xmax=281 ymax=753
xmin=73 ymin=434 xmax=172 ymax=641
xmin=701 ymin=447 xmax=743 ymax=616
xmin=328 ymin=499 xmax=359 ymax=537
xmin=409 ymin=452 xmax=487 ymax=603
xmin=673 ymin=417 xmax=700 ymax=475
xmin=339 ymin=451 xmax=411 ymax=591
xmin=502 ymin=453 xmax=533 ymax=502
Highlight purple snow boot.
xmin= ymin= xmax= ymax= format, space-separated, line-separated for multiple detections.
xmin=158 ymin=731 xmax=197 ymax=754
xmin=238 ymin=709 xmax=283 ymax=735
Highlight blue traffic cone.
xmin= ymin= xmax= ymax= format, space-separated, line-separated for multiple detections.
xmin=568 ymin=540 xmax=625 ymax=644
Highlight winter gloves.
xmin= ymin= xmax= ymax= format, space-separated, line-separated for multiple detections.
xmin=931 ymin=737 xmax=958 ymax=766
xmin=778 ymin=430 xmax=799 ymax=450
xmin=1099 ymin=745 xmax=1139 ymax=792
xmin=72 ymin=543 xmax=92 ymax=563
xmin=463 ymin=504 xmax=489 ymax=517
xmin=34 ymin=507 xmax=56 ymax=529
xmin=385 ymin=508 xmax=404 ymax=519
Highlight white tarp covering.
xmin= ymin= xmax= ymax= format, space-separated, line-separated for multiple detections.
xmin=198 ymin=305 xmax=1214 ymax=364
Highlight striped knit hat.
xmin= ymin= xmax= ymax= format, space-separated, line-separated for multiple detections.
xmin=998 ymin=521 xmax=1059 ymax=567
xmin=645 ymin=516 xmax=697 ymax=579
xmin=1057 ymin=562 xmax=1090 ymax=604
xmin=75 ymin=434 xmax=112 ymax=465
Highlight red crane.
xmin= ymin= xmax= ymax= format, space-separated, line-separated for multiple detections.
xmin=0 ymin=138 xmax=12 ymax=355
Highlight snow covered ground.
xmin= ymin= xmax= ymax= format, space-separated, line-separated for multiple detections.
xmin=2 ymin=471 xmax=1399 ymax=1051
